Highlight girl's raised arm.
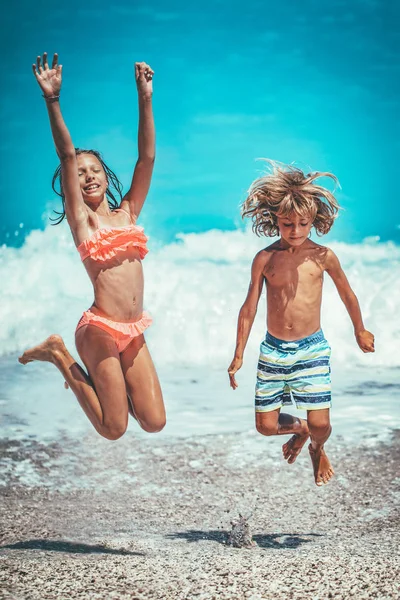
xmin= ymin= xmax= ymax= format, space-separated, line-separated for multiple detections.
xmin=33 ymin=53 xmax=86 ymax=228
xmin=120 ymin=62 xmax=155 ymax=220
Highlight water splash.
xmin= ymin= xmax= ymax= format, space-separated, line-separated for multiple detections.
xmin=0 ymin=225 xmax=399 ymax=370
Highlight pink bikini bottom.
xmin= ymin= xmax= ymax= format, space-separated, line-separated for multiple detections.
xmin=76 ymin=309 xmax=152 ymax=353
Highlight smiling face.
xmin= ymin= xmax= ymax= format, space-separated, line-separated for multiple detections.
xmin=277 ymin=211 xmax=314 ymax=247
xmin=77 ymin=153 xmax=108 ymax=203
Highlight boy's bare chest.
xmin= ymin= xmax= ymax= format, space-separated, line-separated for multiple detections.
xmin=265 ymin=253 xmax=324 ymax=287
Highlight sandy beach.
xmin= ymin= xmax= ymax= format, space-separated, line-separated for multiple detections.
xmin=2 ymin=0 xmax=399 ymax=594
xmin=1 ymin=424 xmax=399 ymax=599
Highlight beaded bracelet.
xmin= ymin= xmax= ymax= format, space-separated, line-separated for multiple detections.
xmin=42 ymin=94 xmax=60 ymax=102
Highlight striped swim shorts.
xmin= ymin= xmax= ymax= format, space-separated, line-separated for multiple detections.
xmin=255 ymin=330 xmax=332 ymax=413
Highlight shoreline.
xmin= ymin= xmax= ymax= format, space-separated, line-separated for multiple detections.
xmin=2 ymin=351 xmax=400 ymax=446
xmin=1 ymin=429 xmax=399 ymax=599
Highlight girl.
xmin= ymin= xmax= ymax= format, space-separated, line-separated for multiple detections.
xmin=19 ymin=53 xmax=166 ymax=440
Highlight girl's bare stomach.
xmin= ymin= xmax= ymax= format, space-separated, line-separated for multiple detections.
xmin=91 ymin=292 xmax=144 ymax=322
xmin=85 ymin=257 xmax=145 ymax=322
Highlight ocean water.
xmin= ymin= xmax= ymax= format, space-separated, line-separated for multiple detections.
xmin=0 ymin=225 xmax=399 ymax=445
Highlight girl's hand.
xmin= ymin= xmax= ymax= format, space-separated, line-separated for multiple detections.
xmin=356 ymin=329 xmax=375 ymax=353
xmin=135 ymin=61 xmax=154 ymax=97
xmin=228 ymin=356 xmax=243 ymax=390
xmin=32 ymin=52 xmax=62 ymax=97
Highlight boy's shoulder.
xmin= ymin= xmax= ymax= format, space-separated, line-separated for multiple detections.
xmin=260 ymin=239 xmax=331 ymax=254
xmin=255 ymin=240 xmax=337 ymax=269
xmin=259 ymin=240 xmax=282 ymax=257
xmin=307 ymin=240 xmax=330 ymax=254
xmin=305 ymin=241 xmax=340 ymax=270
xmin=264 ymin=240 xmax=281 ymax=252
xmin=251 ymin=246 xmax=275 ymax=273
xmin=307 ymin=240 xmax=337 ymax=257
xmin=302 ymin=240 xmax=335 ymax=267
xmin=252 ymin=240 xmax=336 ymax=264
xmin=253 ymin=241 xmax=280 ymax=261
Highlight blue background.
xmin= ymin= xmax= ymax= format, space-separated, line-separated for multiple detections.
xmin=2 ymin=0 xmax=399 ymax=246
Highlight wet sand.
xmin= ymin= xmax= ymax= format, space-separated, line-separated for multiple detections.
xmin=1 ymin=430 xmax=399 ymax=599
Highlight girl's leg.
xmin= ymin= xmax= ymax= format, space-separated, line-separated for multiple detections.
xmin=19 ymin=329 xmax=129 ymax=440
xmin=307 ymin=408 xmax=334 ymax=486
xmin=120 ymin=334 xmax=166 ymax=433
xmin=256 ymin=409 xmax=310 ymax=463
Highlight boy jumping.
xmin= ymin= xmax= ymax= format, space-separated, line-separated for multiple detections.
xmin=228 ymin=161 xmax=375 ymax=486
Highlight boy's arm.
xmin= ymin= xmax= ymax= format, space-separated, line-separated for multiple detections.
xmin=325 ymin=249 xmax=375 ymax=353
xmin=228 ymin=251 xmax=267 ymax=389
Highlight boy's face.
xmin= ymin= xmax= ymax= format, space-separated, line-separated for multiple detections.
xmin=277 ymin=212 xmax=313 ymax=247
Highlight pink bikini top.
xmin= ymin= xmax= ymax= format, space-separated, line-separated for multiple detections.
xmin=77 ymin=208 xmax=149 ymax=263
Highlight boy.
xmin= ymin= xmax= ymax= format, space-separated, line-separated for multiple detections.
xmin=228 ymin=161 xmax=374 ymax=486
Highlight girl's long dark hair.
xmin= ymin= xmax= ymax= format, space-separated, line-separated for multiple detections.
xmin=50 ymin=148 xmax=123 ymax=225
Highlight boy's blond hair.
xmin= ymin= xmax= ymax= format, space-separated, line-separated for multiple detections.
xmin=242 ymin=160 xmax=340 ymax=237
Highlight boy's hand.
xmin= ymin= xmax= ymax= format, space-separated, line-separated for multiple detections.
xmin=356 ymin=329 xmax=375 ymax=353
xmin=228 ymin=357 xmax=243 ymax=390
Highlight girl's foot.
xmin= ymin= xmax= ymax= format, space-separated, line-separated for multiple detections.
xmin=308 ymin=444 xmax=335 ymax=486
xmin=18 ymin=335 xmax=66 ymax=365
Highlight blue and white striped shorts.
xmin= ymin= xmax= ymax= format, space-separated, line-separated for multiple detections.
xmin=255 ymin=330 xmax=332 ymax=413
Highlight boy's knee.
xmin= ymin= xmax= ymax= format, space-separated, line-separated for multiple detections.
xmin=308 ymin=419 xmax=331 ymax=438
xmin=256 ymin=416 xmax=277 ymax=436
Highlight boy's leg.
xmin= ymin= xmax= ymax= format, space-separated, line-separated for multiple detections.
xmin=256 ymin=409 xmax=310 ymax=463
xmin=307 ymin=408 xmax=334 ymax=486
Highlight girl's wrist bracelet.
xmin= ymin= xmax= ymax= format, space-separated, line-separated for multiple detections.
xmin=43 ymin=94 xmax=60 ymax=102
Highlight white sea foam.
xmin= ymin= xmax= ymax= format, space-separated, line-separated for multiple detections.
xmin=0 ymin=224 xmax=399 ymax=371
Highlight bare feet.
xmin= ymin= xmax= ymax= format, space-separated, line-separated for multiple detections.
xmin=308 ymin=444 xmax=334 ymax=486
xmin=282 ymin=419 xmax=309 ymax=464
xmin=282 ymin=431 xmax=310 ymax=463
xmin=18 ymin=334 xmax=66 ymax=365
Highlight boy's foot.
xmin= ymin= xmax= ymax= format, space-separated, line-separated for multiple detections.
xmin=282 ymin=432 xmax=309 ymax=464
xmin=308 ymin=444 xmax=334 ymax=486
xmin=18 ymin=335 xmax=66 ymax=365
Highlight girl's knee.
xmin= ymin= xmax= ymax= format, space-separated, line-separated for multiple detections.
xmin=101 ymin=420 xmax=128 ymax=441
xmin=140 ymin=415 xmax=166 ymax=434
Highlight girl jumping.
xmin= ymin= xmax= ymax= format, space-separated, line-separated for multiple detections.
xmin=19 ymin=52 xmax=166 ymax=440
